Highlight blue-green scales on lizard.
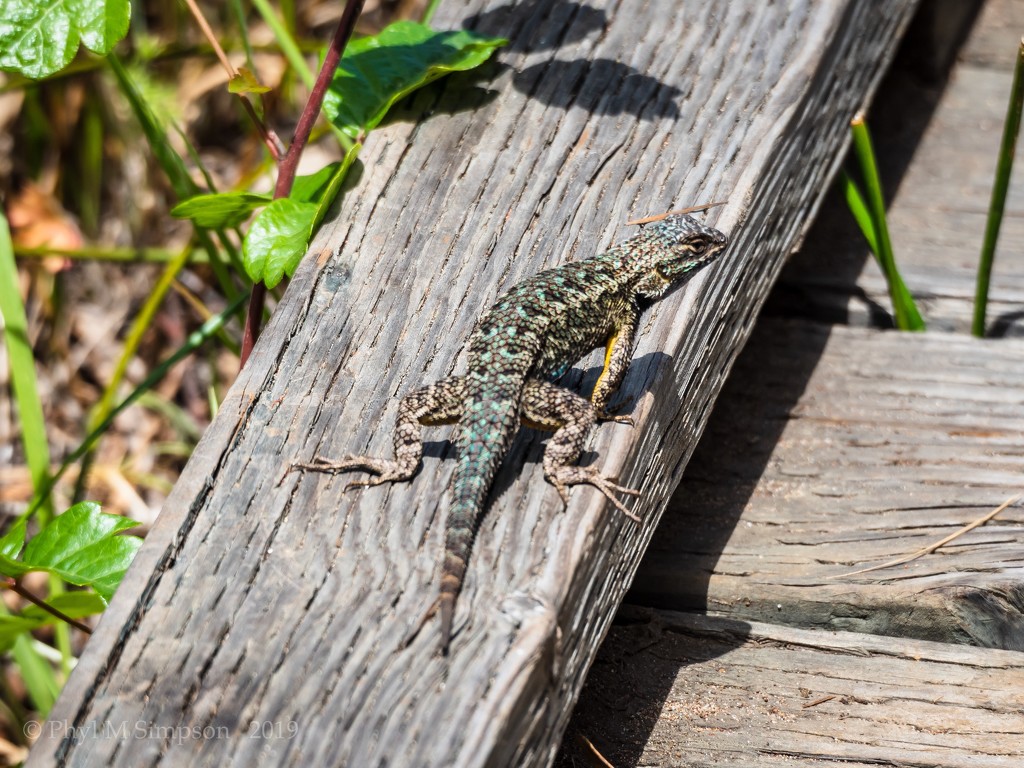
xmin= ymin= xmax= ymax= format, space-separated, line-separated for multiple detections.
xmin=293 ymin=213 xmax=728 ymax=652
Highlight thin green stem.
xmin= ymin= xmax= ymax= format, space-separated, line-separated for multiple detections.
xmin=14 ymin=244 xmax=208 ymax=263
xmin=973 ymin=38 xmax=1024 ymax=337
xmin=421 ymin=0 xmax=444 ymax=25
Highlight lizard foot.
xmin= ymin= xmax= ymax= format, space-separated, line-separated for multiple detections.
xmin=289 ymin=456 xmax=414 ymax=490
xmin=547 ymin=467 xmax=642 ymax=522
xmin=596 ymin=396 xmax=635 ymax=426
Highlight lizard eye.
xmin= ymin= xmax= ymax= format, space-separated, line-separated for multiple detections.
xmin=689 ymin=240 xmax=709 ymax=255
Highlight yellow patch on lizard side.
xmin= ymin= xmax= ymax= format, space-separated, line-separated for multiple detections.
xmin=592 ymin=329 xmax=620 ymax=403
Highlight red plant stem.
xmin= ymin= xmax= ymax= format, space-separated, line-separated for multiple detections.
xmin=241 ymin=0 xmax=367 ymax=366
xmin=274 ymin=0 xmax=366 ymax=200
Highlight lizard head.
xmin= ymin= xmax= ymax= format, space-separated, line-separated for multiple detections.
xmin=632 ymin=213 xmax=728 ymax=298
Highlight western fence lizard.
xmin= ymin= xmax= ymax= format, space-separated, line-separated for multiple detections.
xmin=292 ymin=213 xmax=728 ymax=652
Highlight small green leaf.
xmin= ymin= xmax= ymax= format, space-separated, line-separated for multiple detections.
xmin=312 ymin=147 xmax=360 ymax=230
xmin=21 ymin=501 xmax=141 ymax=602
xmin=0 ymin=518 xmax=29 ymax=578
xmin=290 ymin=163 xmax=343 ymax=204
xmin=242 ymin=199 xmax=317 ymax=288
xmin=228 ymin=66 xmax=271 ymax=94
xmin=324 ymin=20 xmax=506 ymax=139
xmin=0 ymin=0 xmax=131 ymax=79
xmin=171 ymin=192 xmax=272 ymax=229
xmin=0 ymin=519 xmax=26 ymax=560
xmin=0 ymin=553 xmax=30 ymax=579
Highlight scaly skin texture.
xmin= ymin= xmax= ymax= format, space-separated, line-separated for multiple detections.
xmin=292 ymin=214 xmax=728 ymax=652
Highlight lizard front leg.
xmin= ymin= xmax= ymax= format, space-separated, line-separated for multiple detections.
xmin=591 ymin=304 xmax=640 ymax=424
xmin=290 ymin=377 xmax=466 ymax=488
xmin=522 ymin=378 xmax=640 ymax=522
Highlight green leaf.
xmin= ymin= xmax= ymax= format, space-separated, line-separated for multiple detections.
xmin=242 ymin=198 xmax=317 ymax=289
xmin=0 ymin=519 xmax=26 ymax=560
xmin=312 ymin=147 xmax=360 ymax=230
xmin=21 ymin=501 xmax=141 ymax=602
xmin=290 ymin=163 xmax=343 ymax=204
xmin=171 ymin=192 xmax=272 ymax=229
xmin=0 ymin=553 xmax=30 ymax=579
xmin=228 ymin=66 xmax=271 ymax=94
xmin=0 ymin=0 xmax=131 ymax=79
xmin=324 ymin=20 xmax=507 ymax=139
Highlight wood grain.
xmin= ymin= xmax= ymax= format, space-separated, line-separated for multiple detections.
xmin=559 ymin=609 xmax=1024 ymax=768
xmin=30 ymin=1 xmax=919 ymax=766
xmin=633 ymin=319 xmax=1024 ymax=648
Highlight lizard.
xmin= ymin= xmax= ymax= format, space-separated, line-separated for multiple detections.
xmin=291 ymin=212 xmax=728 ymax=653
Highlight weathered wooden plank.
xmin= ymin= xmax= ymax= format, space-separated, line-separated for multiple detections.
xmin=557 ymin=609 xmax=1024 ymax=767
xmin=30 ymin=2 xmax=919 ymax=766
xmin=632 ymin=318 xmax=1024 ymax=648
xmin=961 ymin=0 xmax=1024 ymax=67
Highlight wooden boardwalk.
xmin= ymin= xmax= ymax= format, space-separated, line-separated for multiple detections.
xmin=562 ymin=611 xmax=1023 ymax=767
xmin=560 ymin=0 xmax=1024 ymax=764
xmin=27 ymin=1 xmax=926 ymax=766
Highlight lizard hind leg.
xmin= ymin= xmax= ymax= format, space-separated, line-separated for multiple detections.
xmin=522 ymin=378 xmax=641 ymax=522
xmin=290 ymin=377 xmax=466 ymax=489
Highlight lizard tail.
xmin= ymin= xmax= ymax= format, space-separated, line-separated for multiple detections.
xmin=439 ymin=374 xmax=524 ymax=654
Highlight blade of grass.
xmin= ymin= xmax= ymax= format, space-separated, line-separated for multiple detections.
xmin=839 ymin=169 xmax=879 ymax=254
xmin=844 ymin=163 xmax=921 ymax=327
xmin=973 ymin=38 xmax=1024 ymax=337
xmin=11 ymin=635 xmax=58 ymax=716
xmin=135 ymin=391 xmax=205 ymax=443
xmin=0 ymin=214 xmax=54 ymax=521
xmin=229 ymin=0 xmax=257 ymax=68
xmin=0 ymin=213 xmax=63 ymax=710
xmin=79 ymin=98 xmax=104 ymax=236
xmin=849 ymin=114 xmax=925 ymax=331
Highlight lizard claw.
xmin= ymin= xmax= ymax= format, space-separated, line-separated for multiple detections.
xmin=547 ymin=467 xmax=642 ymax=522
xmin=596 ymin=396 xmax=635 ymax=426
